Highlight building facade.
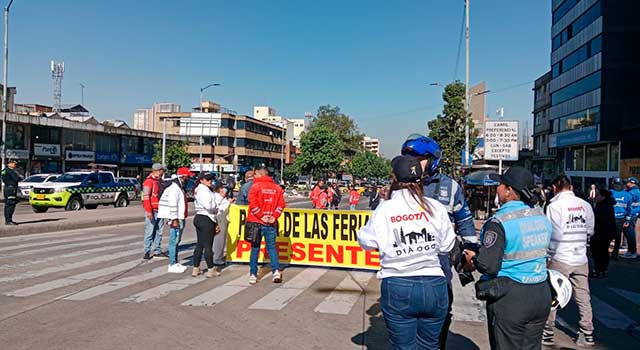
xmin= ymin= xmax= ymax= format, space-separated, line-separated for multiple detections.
xmin=531 ymin=71 xmax=556 ymax=181
xmin=470 ymin=81 xmax=488 ymax=137
xmin=362 ymin=136 xmax=380 ymax=156
xmin=132 ymin=102 xmax=181 ymax=132
xmin=548 ymin=0 xmax=640 ymax=190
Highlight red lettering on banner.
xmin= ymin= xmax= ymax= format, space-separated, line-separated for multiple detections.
xmin=237 ymin=241 xmax=251 ymax=257
xmin=308 ymin=243 xmax=323 ymax=262
xmin=326 ymin=245 xmax=344 ymax=264
xmin=345 ymin=246 xmax=361 ymax=264
xmin=276 ymin=242 xmax=290 ymax=260
xmin=291 ymin=242 xmax=306 ymax=261
xmin=365 ymin=249 xmax=379 ymax=266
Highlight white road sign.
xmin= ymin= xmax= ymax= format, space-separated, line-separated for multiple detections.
xmin=484 ymin=121 xmax=519 ymax=161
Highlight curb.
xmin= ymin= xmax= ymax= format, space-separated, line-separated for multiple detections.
xmin=0 ymin=216 xmax=143 ymax=238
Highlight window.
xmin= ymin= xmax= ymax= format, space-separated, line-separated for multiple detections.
xmin=31 ymin=125 xmax=61 ymax=144
xmin=143 ymin=138 xmax=156 ymax=154
xmin=219 ymin=137 xmax=234 ymax=146
xmin=610 ymin=144 xmax=619 ymax=171
xmin=5 ymin=124 xmax=26 ymax=149
xmin=566 ymin=147 xmax=584 ymax=171
xmin=121 ymin=136 xmax=140 ymax=154
xmin=96 ymin=134 xmax=119 ymax=153
xmin=98 ymin=173 xmax=112 ymax=184
xmin=585 ymin=144 xmax=607 ymax=171
xmin=552 ymin=120 xmax=559 ymax=133
xmin=552 ymin=1 xmax=601 ymax=51
xmin=534 ymin=137 xmax=540 ymax=156
xmin=236 ymin=120 xmax=246 ymax=130
xmin=552 ymin=36 xmax=602 ymax=78
xmin=553 ymin=0 xmax=581 ymax=25
xmin=558 ymin=107 xmax=600 ymax=132
xmin=551 ymin=71 xmax=601 ymax=105
xmin=63 ymin=130 xmax=91 ymax=151
xmin=221 ymin=118 xmax=235 ymax=129
xmin=235 ymin=138 xmax=280 ymax=152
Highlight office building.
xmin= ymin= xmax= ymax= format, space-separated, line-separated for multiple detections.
xmin=532 ymin=71 xmax=556 ymax=181
xmin=362 ymin=136 xmax=380 ymax=156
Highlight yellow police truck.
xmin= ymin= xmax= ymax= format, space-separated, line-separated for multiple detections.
xmin=29 ymin=171 xmax=135 ymax=213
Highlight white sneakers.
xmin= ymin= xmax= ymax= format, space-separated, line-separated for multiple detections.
xmin=272 ymin=270 xmax=282 ymax=283
xmin=249 ymin=274 xmax=258 ymax=284
xmin=168 ymin=263 xmax=188 ymax=273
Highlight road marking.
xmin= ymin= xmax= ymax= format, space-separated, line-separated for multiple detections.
xmin=249 ymin=268 xmax=327 ymax=311
xmin=0 ymin=230 xmax=98 ymax=244
xmin=609 ymin=287 xmax=640 ymax=306
xmin=591 ymin=295 xmax=638 ymax=330
xmin=451 ymin=272 xmax=487 ymax=322
xmin=555 ymin=315 xmax=579 ymax=334
xmin=0 ymin=248 xmax=141 ymax=283
xmin=0 ymin=235 xmax=133 ymax=259
xmin=0 ymin=241 xmax=139 ymax=272
xmin=121 ymin=272 xmax=210 ymax=304
xmin=65 ymin=257 xmax=193 ymax=301
xmin=4 ymin=259 xmax=144 ymax=297
xmin=182 ymin=269 xmax=265 ymax=307
xmin=0 ymin=234 xmax=116 ymax=253
xmin=314 ymin=271 xmax=374 ymax=315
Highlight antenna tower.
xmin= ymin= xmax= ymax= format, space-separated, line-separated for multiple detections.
xmin=51 ymin=61 xmax=65 ymax=112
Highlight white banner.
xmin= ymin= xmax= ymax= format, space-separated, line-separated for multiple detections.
xmin=6 ymin=149 xmax=29 ymax=159
xmin=66 ymin=150 xmax=95 ymax=162
xmin=484 ymin=121 xmax=519 ymax=161
xmin=34 ymin=143 xmax=61 ymax=157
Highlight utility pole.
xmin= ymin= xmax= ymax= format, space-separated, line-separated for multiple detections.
xmin=162 ymin=118 xmax=167 ymax=168
xmin=464 ymin=0 xmax=470 ymax=167
xmin=198 ymin=83 xmax=220 ymax=173
xmin=1 ymin=0 xmax=15 ymax=170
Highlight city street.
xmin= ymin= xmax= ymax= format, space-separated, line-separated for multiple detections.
xmin=0 ymin=197 xmax=638 ymax=349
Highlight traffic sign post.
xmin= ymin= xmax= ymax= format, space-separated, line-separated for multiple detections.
xmin=484 ymin=120 xmax=519 ymax=174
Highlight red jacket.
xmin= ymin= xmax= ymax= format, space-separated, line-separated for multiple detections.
xmin=309 ymin=185 xmax=322 ymax=207
xmin=316 ymin=191 xmax=329 ymax=209
xmin=247 ymin=176 xmax=286 ymax=225
xmin=349 ymin=190 xmax=361 ymax=205
xmin=142 ymin=174 xmax=161 ymax=214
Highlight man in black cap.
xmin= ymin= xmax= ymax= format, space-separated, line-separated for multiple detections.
xmin=462 ymin=166 xmax=553 ymax=350
xmin=2 ymin=160 xmax=22 ymax=225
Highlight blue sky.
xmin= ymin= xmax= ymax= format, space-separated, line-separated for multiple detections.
xmin=7 ymin=0 xmax=551 ymax=157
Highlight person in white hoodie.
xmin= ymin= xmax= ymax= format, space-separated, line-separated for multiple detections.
xmin=543 ymin=175 xmax=596 ymax=347
xmin=158 ymin=167 xmax=193 ymax=273
xmin=358 ymin=155 xmax=456 ymax=350
xmin=192 ymin=173 xmax=219 ymax=278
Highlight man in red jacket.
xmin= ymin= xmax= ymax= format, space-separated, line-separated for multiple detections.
xmin=142 ymin=163 xmax=167 ymax=260
xmin=247 ymin=165 xmax=286 ymax=284
xmin=349 ymin=185 xmax=361 ymax=210
xmin=309 ymin=179 xmax=325 ymax=208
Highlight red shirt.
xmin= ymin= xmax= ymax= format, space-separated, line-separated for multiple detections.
xmin=309 ymin=185 xmax=322 ymax=207
xmin=247 ymin=176 xmax=286 ymax=225
xmin=142 ymin=174 xmax=161 ymax=214
xmin=349 ymin=190 xmax=361 ymax=205
xmin=317 ymin=191 xmax=329 ymax=209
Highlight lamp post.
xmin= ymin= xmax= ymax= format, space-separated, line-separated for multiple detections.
xmin=198 ymin=83 xmax=220 ymax=173
xmin=1 ymin=0 xmax=15 ymax=170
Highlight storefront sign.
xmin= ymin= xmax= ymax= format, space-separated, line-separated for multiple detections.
xmin=6 ymin=149 xmax=29 ymax=159
xmin=121 ymin=153 xmax=153 ymax=165
xmin=484 ymin=121 xmax=519 ymax=161
xmin=66 ymin=150 xmax=95 ymax=162
xmin=96 ymin=152 xmax=120 ymax=163
xmin=34 ymin=143 xmax=61 ymax=157
xmin=190 ymin=163 xmax=214 ymax=172
xmin=226 ymin=205 xmax=378 ymax=270
xmin=549 ymin=126 xmax=598 ymax=148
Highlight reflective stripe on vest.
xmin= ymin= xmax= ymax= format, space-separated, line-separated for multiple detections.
xmin=482 ymin=201 xmax=551 ymax=284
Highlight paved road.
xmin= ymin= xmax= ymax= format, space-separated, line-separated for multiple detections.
xmin=0 ymin=198 xmax=639 ymax=349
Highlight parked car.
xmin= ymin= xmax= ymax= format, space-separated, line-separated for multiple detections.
xmin=17 ymin=174 xmax=60 ymax=200
xmin=116 ymin=177 xmax=141 ymax=199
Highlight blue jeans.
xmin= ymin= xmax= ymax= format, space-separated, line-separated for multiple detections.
xmin=624 ymin=216 xmax=638 ymax=254
xmin=143 ymin=211 xmax=164 ymax=254
xmin=168 ymin=219 xmax=185 ymax=265
xmin=381 ymin=276 xmax=449 ymax=350
xmin=350 ymin=204 xmax=357 ymax=210
xmin=249 ymin=225 xmax=280 ymax=276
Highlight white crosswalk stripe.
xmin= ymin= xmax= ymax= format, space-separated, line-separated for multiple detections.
xmin=0 ymin=234 xmax=116 ymax=254
xmin=182 ymin=270 xmax=270 ymax=307
xmin=314 ymin=271 xmax=373 ymax=315
xmin=121 ymin=273 xmax=209 ymax=304
xmin=0 ymin=230 xmax=102 ymax=244
xmin=249 ymin=268 xmax=327 ymax=311
xmin=609 ymin=287 xmax=640 ymax=306
xmin=0 ymin=235 xmax=133 ymax=259
xmin=590 ymin=295 xmax=638 ymax=330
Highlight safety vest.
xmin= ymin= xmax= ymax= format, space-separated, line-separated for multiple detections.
xmin=481 ymin=201 xmax=551 ymax=284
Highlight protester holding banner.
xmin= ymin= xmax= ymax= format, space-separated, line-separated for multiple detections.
xmin=192 ymin=173 xmax=219 ymax=277
xmin=247 ymin=165 xmax=286 ymax=284
xmin=357 ymin=155 xmax=456 ymax=350
xmin=212 ymin=181 xmax=234 ymax=275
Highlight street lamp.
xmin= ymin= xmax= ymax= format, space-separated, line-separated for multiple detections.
xmin=1 ymin=0 xmax=15 ymax=170
xmin=198 ymin=83 xmax=221 ymax=173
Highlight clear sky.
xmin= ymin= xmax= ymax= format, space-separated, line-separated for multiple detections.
xmin=6 ymin=0 xmax=551 ymax=158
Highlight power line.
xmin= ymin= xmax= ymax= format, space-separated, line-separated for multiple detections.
xmin=490 ymin=80 xmax=535 ymax=94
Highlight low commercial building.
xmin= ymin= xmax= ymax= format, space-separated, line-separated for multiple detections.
xmin=362 ymin=136 xmax=380 ymax=156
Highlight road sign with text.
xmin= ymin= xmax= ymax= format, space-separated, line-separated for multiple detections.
xmin=484 ymin=121 xmax=519 ymax=161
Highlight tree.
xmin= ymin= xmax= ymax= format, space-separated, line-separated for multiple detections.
xmin=153 ymin=142 xmax=192 ymax=175
xmin=427 ymin=81 xmax=478 ymax=178
xmin=294 ymin=126 xmax=343 ymax=179
xmin=351 ymin=151 xmax=391 ymax=180
xmin=283 ymin=163 xmax=299 ymax=185
xmin=312 ymin=105 xmax=364 ymax=157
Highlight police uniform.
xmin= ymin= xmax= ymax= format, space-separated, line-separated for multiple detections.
xmin=2 ymin=164 xmax=21 ymax=225
xmin=611 ymin=184 xmax=632 ymax=259
xmin=470 ymin=168 xmax=553 ymax=350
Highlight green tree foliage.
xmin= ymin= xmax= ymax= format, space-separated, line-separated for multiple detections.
xmin=294 ymin=126 xmax=343 ymax=179
xmin=153 ymin=142 xmax=192 ymax=175
xmin=282 ymin=164 xmax=299 ymax=185
xmin=427 ymin=81 xmax=478 ymax=178
xmin=351 ymin=151 xmax=391 ymax=180
xmin=312 ymin=105 xmax=364 ymax=157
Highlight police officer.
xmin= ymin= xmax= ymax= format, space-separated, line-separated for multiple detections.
xmin=610 ymin=177 xmax=632 ymax=260
xmin=400 ymin=134 xmax=477 ymax=349
xmin=622 ymin=177 xmax=640 ymax=259
xmin=2 ymin=160 xmax=22 ymax=225
xmin=463 ymin=167 xmax=552 ymax=350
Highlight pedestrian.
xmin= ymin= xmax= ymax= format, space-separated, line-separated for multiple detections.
xmin=1 ymin=160 xmax=22 ymax=225
xmin=247 ymin=165 xmax=285 ymax=284
xmin=212 ymin=181 xmax=234 ymax=274
xmin=226 ymin=175 xmax=236 ymax=199
xmin=141 ymin=163 xmax=167 ymax=260
xmin=348 ymin=185 xmax=361 ymax=210
xmin=401 ymin=134 xmax=477 ymax=349
xmin=379 ymin=185 xmax=390 ymax=204
xmin=543 ymin=175 xmax=595 ymax=347
xmin=330 ymin=183 xmax=342 ymax=210
xmin=610 ymin=178 xmax=632 ymax=260
xmin=158 ymin=167 xmax=193 ymax=273
xmin=369 ymin=186 xmax=381 ymax=210
xmin=622 ymin=177 xmax=640 ymax=259
xmin=591 ymin=188 xmax=616 ymax=277
xmin=588 ymin=183 xmax=598 ymax=207
xmin=191 ymin=173 xmax=219 ymax=278
xmin=357 ymin=155 xmax=456 ymax=350
xmin=316 ymin=185 xmax=330 ymax=209
xmin=463 ymin=166 xmax=552 ymax=350
xmin=309 ymin=179 xmax=325 ymax=208
xmin=236 ymin=170 xmax=254 ymax=205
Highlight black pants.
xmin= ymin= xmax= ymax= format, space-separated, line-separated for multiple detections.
xmin=612 ymin=219 xmax=625 ymax=259
xmin=438 ymin=254 xmax=454 ymax=349
xmin=193 ymin=214 xmax=216 ymax=269
xmin=4 ymin=197 xmax=16 ymax=224
xmin=486 ymin=280 xmax=551 ymax=350
xmin=591 ymin=233 xmax=613 ymax=273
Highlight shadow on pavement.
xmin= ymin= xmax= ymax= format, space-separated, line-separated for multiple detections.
xmin=14 ymin=218 xmax=63 ymax=225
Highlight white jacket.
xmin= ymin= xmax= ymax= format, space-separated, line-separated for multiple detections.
xmin=194 ymin=183 xmax=218 ymax=222
xmin=157 ymin=181 xmax=186 ymax=221
xmin=214 ymin=192 xmax=231 ymax=223
xmin=358 ymin=189 xmax=456 ymax=279
xmin=546 ymin=190 xmax=595 ymax=266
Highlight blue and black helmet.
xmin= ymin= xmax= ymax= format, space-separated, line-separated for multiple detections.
xmin=612 ymin=177 xmax=624 ymax=185
xmin=400 ymin=134 xmax=442 ymax=175
xmin=627 ymin=177 xmax=639 ymax=185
